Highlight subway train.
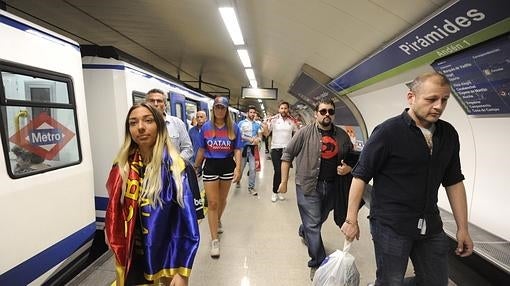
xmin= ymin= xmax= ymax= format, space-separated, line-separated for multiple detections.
xmin=0 ymin=10 xmax=95 ymax=285
xmin=0 ymin=10 xmax=244 ymax=285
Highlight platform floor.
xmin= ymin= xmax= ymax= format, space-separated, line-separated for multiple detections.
xmin=69 ymin=147 xmax=460 ymax=286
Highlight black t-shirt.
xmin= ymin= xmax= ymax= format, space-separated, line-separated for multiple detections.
xmin=318 ymin=128 xmax=338 ymax=181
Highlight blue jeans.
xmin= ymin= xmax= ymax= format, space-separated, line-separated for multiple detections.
xmin=296 ymin=181 xmax=336 ymax=267
xmin=370 ymin=219 xmax=449 ymax=286
xmin=240 ymin=146 xmax=256 ymax=189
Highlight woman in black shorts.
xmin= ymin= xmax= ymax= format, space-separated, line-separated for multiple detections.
xmin=194 ymin=97 xmax=243 ymax=258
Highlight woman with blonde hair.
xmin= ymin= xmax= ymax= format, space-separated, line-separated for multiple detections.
xmin=105 ymin=103 xmax=199 ymax=286
xmin=194 ymin=96 xmax=242 ymax=258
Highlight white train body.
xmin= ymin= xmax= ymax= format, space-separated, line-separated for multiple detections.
xmin=0 ymin=10 xmax=95 ymax=285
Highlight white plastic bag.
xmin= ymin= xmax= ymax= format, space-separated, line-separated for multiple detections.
xmin=312 ymin=241 xmax=360 ymax=286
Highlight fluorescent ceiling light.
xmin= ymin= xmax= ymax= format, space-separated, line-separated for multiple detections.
xmin=237 ymin=49 xmax=252 ymax=68
xmin=261 ymin=104 xmax=265 ymax=110
xmin=245 ymin=68 xmax=256 ymax=80
xmin=249 ymin=79 xmax=258 ymax=88
xmin=219 ymin=7 xmax=244 ymax=45
xmin=257 ymin=99 xmax=262 ymax=103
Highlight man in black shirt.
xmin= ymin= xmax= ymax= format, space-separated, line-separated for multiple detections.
xmin=341 ymin=72 xmax=473 ymax=285
xmin=279 ymin=98 xmax=355 ymax=280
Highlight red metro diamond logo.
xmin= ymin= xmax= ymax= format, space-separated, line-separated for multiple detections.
xmin=9 ymin=112 xmax=75 ymax=160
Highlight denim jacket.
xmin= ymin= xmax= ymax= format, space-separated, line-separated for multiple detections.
xmin=281 ymin=122 xmax=353 ymax=193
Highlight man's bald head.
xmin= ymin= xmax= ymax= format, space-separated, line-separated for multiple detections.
xmin=196 ymin=111 xmax=207 ymax=127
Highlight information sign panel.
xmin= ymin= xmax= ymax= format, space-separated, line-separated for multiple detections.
xmin=432 ymin=34 xmax=510 ymax=115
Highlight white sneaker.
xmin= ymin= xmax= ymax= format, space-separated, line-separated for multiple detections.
xmin=235 ymin=182 xmax=241 ymax=189
xmin=278 ymin=193 xmax=285 ymax=201
xmin=210 ymin=239 xmax=220 ymax=258
xmin=271 ymin=193 xmax=278 ymax=202
xmin=217 ymin=221 xmax=223 ymax=234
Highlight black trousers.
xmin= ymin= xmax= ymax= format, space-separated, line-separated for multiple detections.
xmin=270 ymin=148 xmax=283 ymax=193
xmin=263 ymin=135 xmax=270 ymax=152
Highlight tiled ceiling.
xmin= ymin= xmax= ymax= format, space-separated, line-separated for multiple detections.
xmin=3 ymin=0 xmax=449 ymax=113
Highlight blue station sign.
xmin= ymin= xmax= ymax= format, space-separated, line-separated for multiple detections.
xmin=328 ymin=0 xmax=510 ymax=95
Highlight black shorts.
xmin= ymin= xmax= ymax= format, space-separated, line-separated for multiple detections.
xmin=203 ymin=157 xmax=236 ymax=182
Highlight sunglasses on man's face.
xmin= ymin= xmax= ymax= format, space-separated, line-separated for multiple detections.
xmin=318 ymin=108 xmax=335 ymax=116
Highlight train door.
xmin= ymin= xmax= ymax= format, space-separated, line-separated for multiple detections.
xmin=0 ymin=62 xmax=94 ymax=284
xmin=199 ymin=101 xmax=209 ymax=119
xmin=169 ymin=92 xmax=186 ymax=124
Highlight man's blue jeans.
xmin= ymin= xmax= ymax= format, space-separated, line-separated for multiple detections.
xmin=240 ymin=146 xmax=256 ymax=189
xmin=296 ymin=181 xmax=336 ymax=268
xmin=370 ymin=219 xmax=449 ymax=286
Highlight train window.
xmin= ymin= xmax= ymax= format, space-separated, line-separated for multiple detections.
xmin=132 ymin=90 xmax=146 ymax=105
xmin=175 ymin=103 xmax=183 ymax=122
xmin=230 ymin=110 xmax=239 ymax=123
xmin=0 ymin=65 xmax=81 ymax=179
xmin=185 ymin=101 xmax=198 ymax=128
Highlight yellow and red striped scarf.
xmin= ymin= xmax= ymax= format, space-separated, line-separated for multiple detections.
xmin=105 ymin=151 xmax=143 ymax=285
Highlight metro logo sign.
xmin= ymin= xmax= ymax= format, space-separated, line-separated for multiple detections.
xmin=29 ymin=128 xmax=63 ymax=145
xmin=9 ymin=112 xmax=75 ymax=160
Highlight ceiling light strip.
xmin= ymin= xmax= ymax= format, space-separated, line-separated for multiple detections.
xmin=219 ymin=7 xmax=245 ymax=45
xmin=245 ymin=68 xmax=256 ymax=80
xmin=237 ymin=49 xmax=252 ymax=68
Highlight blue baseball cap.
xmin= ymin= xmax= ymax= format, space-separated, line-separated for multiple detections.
xmin=214 ymin=97 xmax=229 ymax=107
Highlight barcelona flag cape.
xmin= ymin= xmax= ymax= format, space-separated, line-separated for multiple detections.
xmin=105 ymin=150 xmax=200 ymax=285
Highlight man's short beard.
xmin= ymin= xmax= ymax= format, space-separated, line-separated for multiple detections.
xmin=319 ymin=118 xmax=331 ymax=127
